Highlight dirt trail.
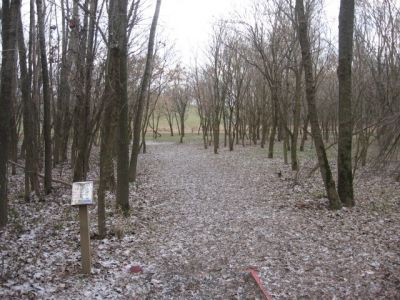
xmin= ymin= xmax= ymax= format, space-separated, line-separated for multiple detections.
xmin=128 ymin=142 xmax=399 ymax=299
xmin=2 ymin=141 xmax=398 ymax=299
xmin=134 ymin=143 xmax=277 ymax=298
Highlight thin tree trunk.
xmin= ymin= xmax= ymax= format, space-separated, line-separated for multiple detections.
xmin=36 ymin=0 xmax=52 ymax=194
xmin=291 ymin=67 xmax=302 ymax=170
xmin=228 ymin=109 xmax=234 ymax=151
xmin=129 ymin=0 xmax=162 ymax=182
xmin=55 ymin=0 xmax=72 ymax=164
xmin=223 ymin=111 xmax=227 ymax=147
xmin=9 ymin=62 xmax=18 ymax=175
xmin=296 ymin=0 xmax=341 ymax=210
xmin=168 ymin=117 xmax=174 ymax=136
xmin=73 ymin=0 xmax=91 ymax=182
xmin=202 ymin=123 xmax=208 ymax=149
xmin=300 ymin=115 xmax=309 ymax=151
xmin=213 ymin=114 xmax=220 ymax=154
xmin=17 ymin=9 xmax=41 ymax=201
xmin=268 ymin=95 xmax=278 ymax=158
xmin=180 ymin=113 xmax=185 ymax=143
xmin=31 ymin=6 xmax=41 ymax=172
xmin=142 ymin=81 xmax=153 ymax=152
xmin=175 ymin=114 xmax=181 ymax=136
xmin=53 ymin=0 xmax=65 ymax=166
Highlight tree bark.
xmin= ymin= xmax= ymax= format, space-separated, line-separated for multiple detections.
xmin=300 ymin=115 xmax=309 ymax=151
xmin=73 ymin=0 xmax=91 ymax=182
xmin=107 ymin=0 xmax=131 ymax=212
xmin=291 ymin=66 xmax=302 ymax=171
xmin=180 ymin=113 xmax=185 ymax=144
xmin=55 ymin=0 xmax=72 ymax=164
xmin=9 ymin=62 xmax=18 ymax=175
xmin=36 ymin=0 xmax=52 ymax=194
xmin=17 ymin=8 xmax=41 ymax=201
xmin=97 ymin=62 xmax=117 ymax=237
xmin=337 ymin=0 xmax=355 ymax=207
xmin=129 ymin=0 xmax=162 ymax=182
xmin=268 ymin=94 xmax=278 ymax=158
xmin=0 ymin=0 xmax=20 ymax=227
xmin=296 ymin=0 xmax=341 ymax=210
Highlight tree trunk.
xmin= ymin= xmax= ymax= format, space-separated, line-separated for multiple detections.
xmin=97 ymin=65 xmax=117 ymax=236
xmin=73 ymin=0 xmax=93 ymax=182
xmin=268 ymin=95 xmax=278 ymax=158
xmin=291 ymin=67 xmax=302 ymax=170
xmin=36 ymin=0 xmax=52 ymax=194
xmin=54 ymin=0 xmax=68 ymax=166
xmin=228 ymin=108 xmax=234 ymax=151
xmin=296 ymin=0 xmax=341 ymax=210
xmin=58 ymin=0 xmax=72 ymax=164
xmin=213 ymin=115 xmax=220 ymax=154
xmin=129 ymin=0 xmax=162 ymax=182
xmin=202 ymin=123 xmax=208 ymax=149
xmin=223 ymin=110 xmax=227 ymax=147
xmin=108 ymin=0 xmax=130 ymax=212
xmin=300 ymin=115 xmax=309 ymax=151
xmin=180 ymin=113 xmax=185 ymax=143
xmin=168 ymin=118 xmax=174 ymax=136
xmin=9 ymin=63 xmax=18 ymax=175
xmin=97 ymin=99 xmax=115 ymax=236
xmin=17 ymin=8 xmax=41 ymax=201
xmin=0 ymin=0 xmax=20 ymax=227
xmin=337 ymin=0 xmax=355 ymax=207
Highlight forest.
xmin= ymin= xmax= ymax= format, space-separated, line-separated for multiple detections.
xmin=0 ymin=0 xmax=399 ymax=298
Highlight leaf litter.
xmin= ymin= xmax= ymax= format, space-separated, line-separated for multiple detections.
xmin=0 ymin=141 xmax=399 ymax=299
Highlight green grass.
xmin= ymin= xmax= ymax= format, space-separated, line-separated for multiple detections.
xmin=150 ymin=105 xmax=200 ymax=134
xmin=145 ymin=132 xmax=204 ymax=143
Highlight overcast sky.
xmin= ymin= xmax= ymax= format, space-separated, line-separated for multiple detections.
xmin=158 ymin=0 xmax=340 ymax=66
xmin=159 ymin=0 xmax=253 ymax=65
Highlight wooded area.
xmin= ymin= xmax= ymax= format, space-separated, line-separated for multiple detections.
xmin=0 ymin=0 xmax=399 ymax=298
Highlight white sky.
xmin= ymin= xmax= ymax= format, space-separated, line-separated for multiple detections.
xmin=159 ymin=0 xmax=340 ymax=66
xmin=159 ymin=0 xmax=253 ymax=66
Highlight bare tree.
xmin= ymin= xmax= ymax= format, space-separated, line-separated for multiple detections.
xmin=129 ymin=0 xmax=162 ymax=182
xmin=355 ymin=0 xmax=400 ymax=179
xmin=73 ymin=0 xmax=99 ymax=182
xmin=170 ymin=66 xmax=190 ymax=143
xmin=36 ymin=0 xmax=52 ymax=194
xmin=208 ymin=23 xmax=229 ymax=154
xmin=54 ymin=0 xmax=70 ymax=165
xmin=192 ymin=64 xmax=212 ymax=149
xmin=295 ymin=0 xmax=342 ymax=209
xmin=244 ymin=3 xmax=290 ymax=158
xmin=225 ymin=38 xmax=250 ymax=151
xmin=17 ymin=7 xmax=41 ymax=201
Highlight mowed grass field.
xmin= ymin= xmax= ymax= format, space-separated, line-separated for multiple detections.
xmin=150 ymin=105 xmax=201 ymax=134
xmin=145 ymin=105 xmax=202 ymax=143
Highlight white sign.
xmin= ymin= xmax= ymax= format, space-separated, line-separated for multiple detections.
xmin=71 ymin=181 xmax=94 ymax=206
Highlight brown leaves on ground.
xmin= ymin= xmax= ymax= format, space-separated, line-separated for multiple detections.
xmin=0 ymin=141 xmax=399 ymax=299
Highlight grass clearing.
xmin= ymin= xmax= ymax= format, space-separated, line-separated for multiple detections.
xmin=149 ymin=105 xmax=200 ymax=134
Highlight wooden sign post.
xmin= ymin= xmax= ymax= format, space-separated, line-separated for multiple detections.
xmin=71 ymin=181 xmax=94 ymax=275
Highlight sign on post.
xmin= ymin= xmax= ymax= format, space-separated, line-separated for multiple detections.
xmin=72 ymin=181 xmax=94 ymax=206
xmin=71 ymin=181 xmax=93 ymax=275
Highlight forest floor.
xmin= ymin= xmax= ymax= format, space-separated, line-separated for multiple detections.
xmin=1 ymin=140 xmax=400 ymax=299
